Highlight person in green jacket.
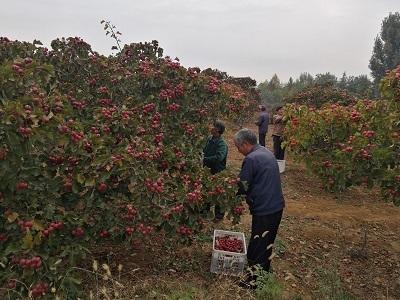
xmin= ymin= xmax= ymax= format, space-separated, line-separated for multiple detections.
xmin=203 ymin=120 xmax=228 ymax=221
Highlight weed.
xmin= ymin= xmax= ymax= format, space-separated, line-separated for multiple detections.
xmin=317 ymin=268 xmax=354 ymax=300
xmin=254 ymin=267 xmax=283 ymax=300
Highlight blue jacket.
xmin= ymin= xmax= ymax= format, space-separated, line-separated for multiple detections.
xmin=256 ymin=112 xmax=269 ymax=134
xmin=238 ymin=145 xmax=285 ymax=215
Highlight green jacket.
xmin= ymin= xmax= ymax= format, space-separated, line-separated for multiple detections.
xmin=203 ymin=136 xmax=228 ymax=174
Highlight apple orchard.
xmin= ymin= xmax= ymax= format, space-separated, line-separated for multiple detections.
xmin=0 ymin=35 xmax=399 ymax=299
xmin=0 ymin=37 xmax=255 ymax=298
xmin=283 ymin=66 xmax=400 ymax=206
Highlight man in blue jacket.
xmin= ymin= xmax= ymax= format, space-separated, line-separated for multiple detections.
xmin=234 ymin=128 xmax=285 ymax=288
xmin=255 ymin=105 xmax=269 ymax=147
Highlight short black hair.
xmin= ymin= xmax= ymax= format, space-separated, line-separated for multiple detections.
xmin=260 ymin=105 xmax=266 ymax=111
xmin=213 ymin=120 xmax=225 ymax=135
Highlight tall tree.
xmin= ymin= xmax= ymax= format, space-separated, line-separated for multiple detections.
xmin=268 ymin=74 xmax=281 ymax=90
xmin=314 ymin=72 xmax=337 ymax=86
xmin=369 ymin=12 xmax=400 ymax=84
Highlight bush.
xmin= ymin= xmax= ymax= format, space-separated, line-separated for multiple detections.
xmin=0 ymin=36 xmax=254 ymax=298
xmin=285 ymin=85 xmax=356 ymax=108
xmin=283 ymin=65 xmax=400 ymax=205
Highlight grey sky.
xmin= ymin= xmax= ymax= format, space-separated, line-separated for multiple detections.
xmin=1 ymin=0 xmax=399 ymax=83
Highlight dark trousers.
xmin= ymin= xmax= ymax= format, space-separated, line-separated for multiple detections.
xmin=273 ymin=135 xmax=285 ymax=160
xmin=203 ymin=203 xmax=224 ymax=220
xmin=247 ymin=210 xmax=283 ymax=272
xmin=259 ymin=133 xmax=266 ymax=147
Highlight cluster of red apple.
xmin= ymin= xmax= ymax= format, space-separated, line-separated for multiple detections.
xmin=350 ymin=110 xmax=361 ymax=121
xmin=30 ymin=282 xmax=48 ymax=298
xmin=186 ymin=189 xmax=202 ymax=203
xmin=176 ymin=225 xmax=193 ymax=236
xmin=233 ymin=205 xmax=245 ymax=216
xmin=71 ymin=227 xmax=85 ymax=237
xmin=180 ymin=123 xmax=195 ymax=135
xmin=48 ymin=155 xmax=64 ymax=165
xmin=151 ymin=112 xmax=162 ymax=129
xmin=16 ymin=181 xmax=29 ymax=190
xmin=11 ymin=57 xmax=32 ymax=75
xmin=17 ymin=127 xmax=32 ymax=138
xmin=154 ymin=133 xmax=164 ymax=144
xmin=124 ymin=204 xmax=138 ymax=220
xmin=207 ymin=77 xmax=220 ymax=93
xmin=42 ymin=221 xmax=63 ymax=238
xmin=164 ymin=57 xmax=181 ymax=70
xmin=159 ymin=83 xmax=184 ymax=101
xmin=145 ymin=178 xmax=164 ymax=193
xmin=71 ymin=99 xmax=86 ymax=110
xmin=137 ymin=223 xmax=154 ymax=235
xmin=171 ymin=203 xmax=184 ymax=214
xmin=125 ymin=227 xmax=134 ymax=235
xmin=97 ymin=182 xmax=108 ymax=193
xmin=70 ymin=131 xmax=84 ymax=144
xmin=362 ymin=130 xmax=375 ymax=138
xmin=167 ymin=103 xmax=180 ymax=112
xmin=13 ymin=256 xmax=42 ymax=269
xmin=215 ymin=236 xmax=244 ymax=253
xmin=18 ymin=220 xmax=33 ymax=231
xmin=208 ymin=186 xmax=225 ymax=196
xmin=359 ymin=149 xmax=372 ymax=160
xmin=97 ymin=86 xmax=109 ymax=94
xmin=97 ymin=98 xmax=113 ymax=106
xmin=101 ymin=107 xmax=117 ymax=119
xmin=142 ymin=102 xmax=156 ymax=114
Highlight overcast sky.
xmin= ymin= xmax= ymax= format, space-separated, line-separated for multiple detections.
xmin=1 ymin=0 xmax=399 ymax=83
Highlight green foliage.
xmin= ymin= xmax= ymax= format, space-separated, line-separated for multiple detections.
xmin=369 ymin=12 xmax=400 ymax=84
xmin=314 ymin=73 xmax=337 ymax=86
xmin=0 ymin=36 xmax=254 ymax=298
xmin=285 ymin=85 xmax=356 ymax=108
xmin=254 ymin=269 xmax=283 ymax=300
xmin=284 ymin=65 xmax=400 ymax=205
xmin=317 ymin=268 xmax=354 ymax=300
xmin=165 ymin=287 xmax=197 ymax=300
xmin=274 ymin=237 xmax=287 ymax=257
xmin=258 ymin=72 xmax=373 ymax=111
xmin=337 ymin=73 xmax=374 ymax=98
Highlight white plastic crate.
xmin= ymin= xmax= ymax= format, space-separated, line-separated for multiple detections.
xmin=210 ymin=229 xmax=247 ymax=276
xmin=277 ymin=159 xmax=286 ymax=173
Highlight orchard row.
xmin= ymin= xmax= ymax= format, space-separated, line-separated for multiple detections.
xmin=0 ymin=37 xmax=256 ymax=298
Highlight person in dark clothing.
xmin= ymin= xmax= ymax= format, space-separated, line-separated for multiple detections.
xmin=272 ymin=106 xmax=285 ymax=160
xmin=255 ymin=105 xmax=269 ymax=147
xmin=234 ymin=128 xmax=285 ymax=289
xmin=203 ymin=120 xmax=228 ymax=221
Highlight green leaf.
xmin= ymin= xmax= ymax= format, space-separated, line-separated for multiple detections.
xmin=22 ymin=231 xmax=33 ymax=249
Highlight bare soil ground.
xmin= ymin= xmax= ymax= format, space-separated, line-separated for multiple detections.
xmin=85 ymin=120 xmax=400 ymax=300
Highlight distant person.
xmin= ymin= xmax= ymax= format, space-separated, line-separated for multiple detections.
xmin=234 ymin=128 xmax=285 ymax=289
xmin=203 ymin=120 xmax=228 ymax=221
xmin=272 ymin=106 xmax=285 ymax=160
xmin=255 ymin=105 xmax=269 ymax=147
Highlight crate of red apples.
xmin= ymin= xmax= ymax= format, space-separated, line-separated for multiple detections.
xmin=210 ymin=229 xmax=247 ymax=276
